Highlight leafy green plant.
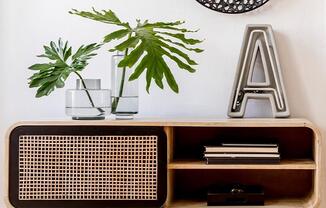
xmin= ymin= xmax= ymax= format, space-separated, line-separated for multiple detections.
xmin=28 ymin=39 xmax=105 ymax=115
xmin=70 ymin=8 xmax=203 ymax=112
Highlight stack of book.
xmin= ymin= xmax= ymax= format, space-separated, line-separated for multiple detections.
xmin=204 ymin=143 xmax=280 ymax=164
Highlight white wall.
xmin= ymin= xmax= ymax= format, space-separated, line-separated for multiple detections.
xmin=1 ymin=0 xmax=325 ymax=206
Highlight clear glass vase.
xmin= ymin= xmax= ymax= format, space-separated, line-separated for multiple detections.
xmin=111 ymin=53 xmax=139 ymax=119
xmin=66 ymin=79 xmax=111 ymax=120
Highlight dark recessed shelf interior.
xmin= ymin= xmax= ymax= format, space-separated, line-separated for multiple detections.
xmin=173 ymin=127 xmax=314 ymax=161
xmin=173 ymin=169 xmax=313 ymax=201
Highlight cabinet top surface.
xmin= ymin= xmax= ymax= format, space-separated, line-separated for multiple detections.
xmin=11 ymin=118 xmax=316 ymax=128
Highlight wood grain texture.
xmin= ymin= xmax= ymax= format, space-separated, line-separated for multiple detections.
xmin=164 ymin=126 xmax=174 ymax=207
xmin=168 ymin=159 xmax=316 ymax=170
xmin=7 ymin=118 xmax=318 ymax=128
xmin=169 ymin=199 xmax=307 ymax=208
xmin=5 ymin=118 xmax=321 ymax=208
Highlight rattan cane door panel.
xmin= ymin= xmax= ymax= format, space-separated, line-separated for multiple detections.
xmin=9 ymin=126 xmax=167 ymax=208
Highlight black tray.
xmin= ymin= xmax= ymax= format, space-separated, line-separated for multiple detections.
xmin=207 ymin=184 xmax=264 ymax=206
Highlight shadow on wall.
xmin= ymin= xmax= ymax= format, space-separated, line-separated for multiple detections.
xmin=275 ymin=32 xmax=312 ymax=118
xmin=276 ymin=31 xmax=326 ymax=119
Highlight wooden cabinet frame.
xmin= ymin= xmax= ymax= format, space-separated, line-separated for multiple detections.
xmin=5 ymin=118 xmax=321 ymax=208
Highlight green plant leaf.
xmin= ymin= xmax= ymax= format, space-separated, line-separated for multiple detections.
xmin=157 ymin=31 xmax=203 ymax=45
xmin=128 ymin=54 xmax=149 ymax=81
xmin=28 ymin=63 xmax=53 ymax=71
xmin=145 ymin=21 xmax=185 ymax=27
xmin=161 ymin=48 xmax=196 ymax=73
xmin=103 ymin=29 xmax=131 ymax=43
xmin=64 ymin=47 xmax=72 ymax=61
xmin=126 ymin=23 xmax=199 ymax=92
xmin=157 ymin=35 xmax=204 ymax=53
xmin=118 ymin=42 xmax=145 ymax=68
xmin=153 ymin=58 xmax=165 ymax=89
xmin=28 ymin=39 xmax=101 ymax=97
xmin=112 ymin=37 xmax=140 ymax=52
xmin=71 ymin=8 xmax=204 ymax=93
xmin=71 ymin=43 xmax=101 ymax=71
xmin=70 ymin=8 xmax=130 ymax=28
xmin=143 ymin=21 xmax=199 ymax=33
xmin=159 ymin=57 xmax=179 ymax=93
xmin=157 ymin=39 xmax=198 ymax=65
xmin=145 ymin=61 xmax=154 ymax=93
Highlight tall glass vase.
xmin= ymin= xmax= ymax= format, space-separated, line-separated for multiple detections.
xmin=111 ymin=52 xmax=139 ymax=119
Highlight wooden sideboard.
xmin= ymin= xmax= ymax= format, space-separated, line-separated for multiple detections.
xmin=6 ymin=118 xmax=321 ymax=208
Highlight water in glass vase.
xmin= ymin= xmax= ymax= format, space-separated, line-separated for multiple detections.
xmin=111 ymin=52 xmax=139 ymax=120
xmin=66 ymin=106 xmax=111 ymax=120
xmin=66 ymin=79 xmax=111 ymax=120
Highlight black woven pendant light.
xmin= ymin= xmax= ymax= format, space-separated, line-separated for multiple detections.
xmin=196 ymin=0 xmax=270 ymax=14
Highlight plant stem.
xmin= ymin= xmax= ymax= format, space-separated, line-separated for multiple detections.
xmin=111 ymin=37 xmax=131 ymax=113
xmin=74 ymin=71 xmax=105 ymax=115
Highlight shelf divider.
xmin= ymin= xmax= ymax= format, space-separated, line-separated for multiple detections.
xmin=168 ymin=159 xmax=316 ymax=170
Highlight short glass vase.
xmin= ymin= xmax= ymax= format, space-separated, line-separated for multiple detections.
xmin=111 ymin=52 xmax=139 ymax=120
xmin=66 ymin=79 xmax=111 ymax=120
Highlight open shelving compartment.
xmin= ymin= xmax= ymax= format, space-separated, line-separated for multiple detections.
xmin=164 ymin=119 xmax=321 ymax=208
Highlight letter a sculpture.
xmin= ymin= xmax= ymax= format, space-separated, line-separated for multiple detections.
xmin=228 ymin=25 xmax=290 ymax=118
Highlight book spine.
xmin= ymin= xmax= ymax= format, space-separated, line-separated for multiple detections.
xmin=204 ymin=153 xmax=280 ymax=158
xmin=220 ymin=143 xmax=278 ymax=147
xmin=206 ymin=158 xmax=280 ymax=164
xmin=204 ymin=147 xmax=279 ymax=153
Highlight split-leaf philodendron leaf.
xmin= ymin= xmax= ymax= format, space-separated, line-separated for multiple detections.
xmin=28 ymin=39 xmax=101 ymax=97
xmin=70 ymin=8 xmax=204 ymax=93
